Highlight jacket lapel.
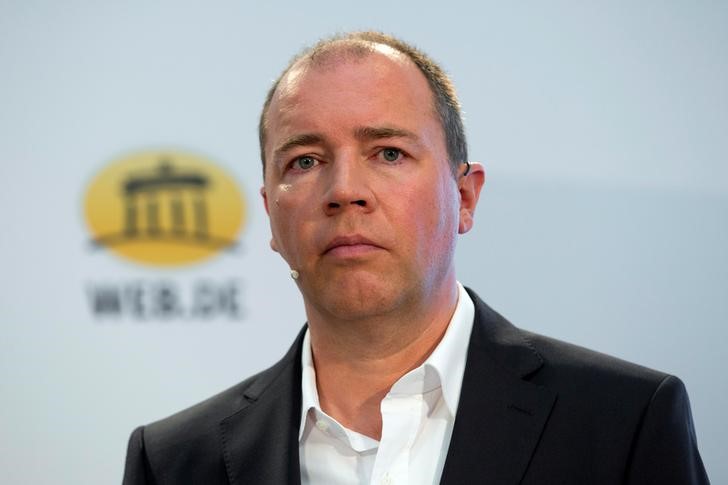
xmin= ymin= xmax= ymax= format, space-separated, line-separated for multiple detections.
xmin=440 ymin=289 xmax=557 ymax=484
xmin=219 ymin=328 xmax=305 ymax=485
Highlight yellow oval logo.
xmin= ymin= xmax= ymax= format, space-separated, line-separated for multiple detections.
xmin=84 ymin=150 xmax=246 ymax=267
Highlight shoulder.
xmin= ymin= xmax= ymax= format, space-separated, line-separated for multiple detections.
xmin=521 ymin=330 xmax=696 ymax=434
xmin=467 ymin=287 xmax=671 ymax=400
xmin=140 ymin=329 xmax=304 ymax=457
xmin=123 ymin=329 xmax=305 ymax=483
xmin=460 ymin=289 xmax=708 ymax=483
xmin=522 ymin=329 xmax=670 ymax=395
xmin=519 ymin=331 xmax=706 ymax=483
xmin=142 ymin=366 xmax=269 ymax=448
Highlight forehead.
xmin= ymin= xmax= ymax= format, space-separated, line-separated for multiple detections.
xmin=265 ymin=47 xmax=439 ymax=147
xmin=278 ymin=42 xmax=429 ymax=98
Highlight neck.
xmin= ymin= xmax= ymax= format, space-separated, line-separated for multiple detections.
xmin=304 ymin=279 xmax=459 ymax=439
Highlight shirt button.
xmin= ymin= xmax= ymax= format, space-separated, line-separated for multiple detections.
xmin=381 ymin=473 xmax=392 ymax=485
xmin=315 ymin=420 xmax=329 ymax=432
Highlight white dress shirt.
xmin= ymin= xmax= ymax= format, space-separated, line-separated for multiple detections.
xmin=299 ymin=282 xmax=475 ymax=485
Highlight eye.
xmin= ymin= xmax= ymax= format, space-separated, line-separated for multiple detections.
xmin=293 ymin=156 xmax=318 ymax=170
xmin=380 ymin=148 xmax=402 ymax=163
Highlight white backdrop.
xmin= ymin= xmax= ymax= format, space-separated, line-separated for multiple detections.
xmin=1 ymin=1 xmax=726 ymax=483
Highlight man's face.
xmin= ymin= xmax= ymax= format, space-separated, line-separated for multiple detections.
xmin=261 ymin=47 xmax=472 ymax=321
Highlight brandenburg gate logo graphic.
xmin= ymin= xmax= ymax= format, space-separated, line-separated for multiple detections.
xmin=121 ymin=162 xmax=211 ymax=242
xmin=84 ymin=150 xmax=246 ymax=267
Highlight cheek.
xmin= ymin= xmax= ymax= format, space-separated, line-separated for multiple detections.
xmin=267 ymin=183 xmax=315 ymax=258
xmin=269 ymin=201 xmax=296 ymax=247
xmin=419 ymin=178 xmax=460 ymax=258
xmin=419 ymin=176 xmax=459 ymax=230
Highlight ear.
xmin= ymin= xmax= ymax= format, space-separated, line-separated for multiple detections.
xmin=457 ymin=162 xmax=485 ymax=234
xmin=260 ymin=186 xmax=279 ymax=252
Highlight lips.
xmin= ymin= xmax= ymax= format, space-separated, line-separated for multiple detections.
xmin=323 ymin=235 xmax=383 ymax=256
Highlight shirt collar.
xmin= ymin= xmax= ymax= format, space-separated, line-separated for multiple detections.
xmin=298 ymin=282 xmax=475 ymax=440
xmin=299 ymin=328 xmax=320 ymax=440
xmin=419 ymin=282 xmax=475 ymax=416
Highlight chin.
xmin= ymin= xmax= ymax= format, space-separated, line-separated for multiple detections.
xmin=310 ymin=275 xmax=411 ymax=322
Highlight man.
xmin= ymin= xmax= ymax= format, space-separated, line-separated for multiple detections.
xmin=123 ymin=32 xmax=709 ymax=484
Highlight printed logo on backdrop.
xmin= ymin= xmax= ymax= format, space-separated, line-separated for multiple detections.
xmin=84 ymin=149 xmax=248 ymax=322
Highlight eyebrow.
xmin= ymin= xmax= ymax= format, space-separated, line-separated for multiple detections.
xmin=272 ymin=125 xmax=421 ymax=161
xmin=273 ymin=133 xmax=325 ymax=160
xmin=353 ymin=126 xmax=420 ymax=142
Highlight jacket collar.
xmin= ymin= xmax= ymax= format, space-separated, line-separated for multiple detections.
xmin=218 ymin=288 xmax=556 ymax=484
xmin=439 ymin=288 xmax=556 ymax=484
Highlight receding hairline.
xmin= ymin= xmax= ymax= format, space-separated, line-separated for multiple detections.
xmin=298 ymin=38 xmax=408 ymax=70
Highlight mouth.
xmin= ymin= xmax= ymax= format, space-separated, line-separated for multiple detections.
xmin=323 ymin=235 xmax=384 ymax=258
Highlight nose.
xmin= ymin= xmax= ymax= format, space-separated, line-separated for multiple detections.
xmin=323 ymin=156 xmax=375 ymax=216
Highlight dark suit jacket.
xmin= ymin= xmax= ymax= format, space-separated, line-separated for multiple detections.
xmin=123 ymin=289 xmax=709 ymax=484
